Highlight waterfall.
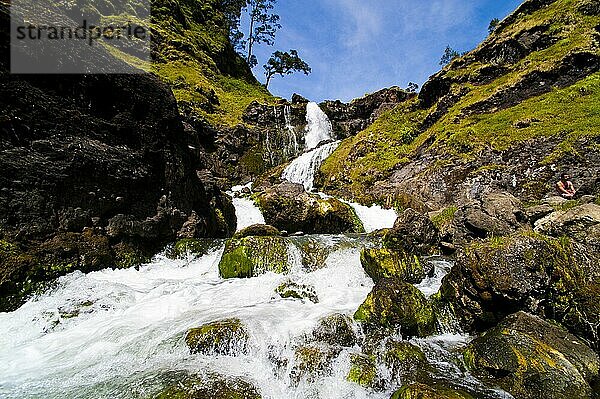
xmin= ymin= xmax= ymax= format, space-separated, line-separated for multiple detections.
xmin=229 ymin=184 xmax=265 ymax=231
xmin=304 ymin=102 xmax=334 ymax=150
xmin=282 ymin=141 xmax=339 ymax=192
xmin=281 ymin=102 xmax=338 ymax=191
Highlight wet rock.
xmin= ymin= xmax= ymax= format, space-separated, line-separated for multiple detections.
xmin=383 ymin=340 xmax=429 ymax=381
xmin=361 ymin=248 xmax=431 ymax=284
xmin=347 ymin=353 xmax=377 ymax=388
xmin=463 ymin=312 xmax=599 ymax=399
xmin=256 ymin=182 xmax=364 ymax=234
xmin=154 ymin=371 xmax=261 ymax=399
xmin=354 ymin=278 xmax=435 ymax=337
xmin=233 ymin=224 xmax=281 ymax=239
xmin=384 ymin=208 xmax=440 ymax=255
xmin=391 ymin=382 xmax=474 ymax=399
xmin=311 ymin=313 xmax=357 ymax=347
xmin=275 ymin=280 xmax=318 ymax=303
xmin=578 ymin=0 xmax=600 ymax=16
xmin=290 ymin=345 xmax=340 ymax=383
xmin=185 ymin=318 xmax=249 ymax=356
xmin=218 ymin=236 xmax=290 ymax=278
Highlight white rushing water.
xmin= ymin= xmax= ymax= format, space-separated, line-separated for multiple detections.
xmin=282 ymin=141 xmax=340 ymax=191
xmin=0 ymin=238 xmax=374 ymax=399
xmin=228 ymin=183 xmax=266 ymax=231
xmin=0 ymin=236 xmax=508 ymax=398
xmin=304 ymin=102 xmax=334 ymax=151
xmin=342 ymin=202 xmax=398 ymax=233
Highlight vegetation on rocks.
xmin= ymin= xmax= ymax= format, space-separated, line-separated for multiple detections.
xmin=318 ymin=0 xmax=600 ymax=206
xmin=360 ymin=248 xmax=427 ymax=284
xmin=154 ymin=372 xmax=262 ymax=399
xmin=463 ymin=312 xmax=599 ymax=399
xmin=391 ymin=383 xmax=474 ymax=399
xmin=185 ymin=318 xmax=250 ymax=356
xmin=354 ymin=278 xmax=436 ymax=337
xmin=218 ymin=235 xmax=290 ymax=278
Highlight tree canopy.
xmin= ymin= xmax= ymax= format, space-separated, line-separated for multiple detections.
xmin=263 ymin=50 xmax=311 ymax=88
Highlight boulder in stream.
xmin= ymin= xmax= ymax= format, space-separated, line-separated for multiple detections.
xmin=233 ymin=224 xmax=281 ymax=239
xmin=384 ymin=208 xmax=440 ymax=255
xmin=255 ymin=182 xmax=364 ymax=234
xmin=311 ymin=313 xmax=357 ymax=347
xmin=154 ymin=371 xmax=261 ymax=399
xmin=275 ymin=280 xmax=319 ymax=303
xmin=290 ymin=344 xmax=340 ymax=383
xmin=354 ymin=278 xmax=435 ymax=337
xmin=185 ymin=318 xmax=250 ymax=356
xmin=361 ymin=247 xmax=431 ymax=284
xmin=463 ymin=311 xmax=599 ymax=399
xmin=218 ymin=236 xmax=290 ymax=278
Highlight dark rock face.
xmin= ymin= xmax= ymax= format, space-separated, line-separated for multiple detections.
xmin=0 ymin=5 xmax=235 ymax=311
xmin=255 ymin=182 xmax=364 ymax=234
xmin=464 ymin=312 xmax=599 ymax=399
xmin=384 ymin=209 xmax=440 ymax=255
xmin=320 ymin=87 xmax=414 ymax=139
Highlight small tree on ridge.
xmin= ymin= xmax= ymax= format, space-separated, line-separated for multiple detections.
xmin=263 ymin=50 xmax=311 ymax=88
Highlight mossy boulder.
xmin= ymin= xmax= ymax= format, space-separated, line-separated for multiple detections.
xmin=391 ymin=382 xmax=474 ymax=399
xmin=354 ymin=278 xmax=435 ymax=337
xmin=275 ymin=280 xmax=318 ymax=303
xmin=361 ymin=248 xmax=429 ymax=284
xmin=347 ymin=353 xmax=377 ymax=388
xmin=255 ymin=182 xmax=364 ymax=234
xmin=311 ymin=313 xmax=357 ymax=347
xmin=440 ymin=232 xmax=600 ymax=344
xmin=290 ymin=345 xmax=340 ymax=383
xmin=233 ymin=224 xmax=281 ymax=239
xmin=185 ymin=318 xmax=249 ymax=356
xmin=154 ymin=372 xmax=261 ymax=399
xmin=218 ymin=236 xmax=290 ymax=278
xmin=382 ymin=340 xmax=429 ymax=382
xmin=463 ymin=312 xmax=599 ymax=399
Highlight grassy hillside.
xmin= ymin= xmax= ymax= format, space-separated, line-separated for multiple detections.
xmin=319 ymin=0 xmax=600 ymax=204
xmin=99 ymin=0 xmax=274 ymax=127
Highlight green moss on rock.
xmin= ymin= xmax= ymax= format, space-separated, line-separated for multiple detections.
xmin=275 ymin=280 xmax=318 ymax=303
xmin=290 ymin=345 xmax=339 ymax=383
xmin=391 ymin=382 xmax=474 ymax=399
xmin=154 ymin=372 xmax=262 ymax=399
xmin=354 ymin=278 xmax=435 ymax=337
xmin=360 ymin=248 xmax=426 ymax=284
xmin=171 ymin=238 xmax=223 ymax=259
xmin=347 ymin=353 xmax=377 ymax=388
xmin=463 ymin=312 xmax=598 ymax=399
xmin=218 ymin=236 xmax=289 ymax=278
xmin=185 ymin=318 xmax=249 ymax=356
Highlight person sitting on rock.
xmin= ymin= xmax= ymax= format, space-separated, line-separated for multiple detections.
xmin=556 ymin=173 xmax=576 ymax=199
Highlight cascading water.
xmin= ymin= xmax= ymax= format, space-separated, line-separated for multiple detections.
xmin=229 ymin=184 xmax=265 ymax=231
xmin=282 ymin=141 xmax=340 ymax=192
xmin=304 ymin=102 xmax=334 ymax=151
xmin=282 ymin=102 xmax=338 ymax=191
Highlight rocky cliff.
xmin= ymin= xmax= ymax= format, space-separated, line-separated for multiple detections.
xmin=0 ymin=1 xmax=244 ymax=311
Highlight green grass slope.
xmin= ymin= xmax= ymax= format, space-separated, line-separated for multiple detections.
xmin=319 ymin=0 xmax=600 ymax=205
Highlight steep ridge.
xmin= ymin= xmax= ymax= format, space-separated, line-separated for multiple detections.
xmin=318 ymin=0 xmax=600 ymax=208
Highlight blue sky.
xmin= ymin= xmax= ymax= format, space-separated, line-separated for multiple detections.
xmin=244 ymin=0 xmax=523 ymax=102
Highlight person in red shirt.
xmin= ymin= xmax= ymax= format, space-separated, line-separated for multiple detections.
xmin=556 ymin=173 xmax=576 ymax=199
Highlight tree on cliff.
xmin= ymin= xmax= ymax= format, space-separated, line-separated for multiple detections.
xmin=488 ymin=18 xmax=500 ymax=34
xmin=229 ymin=0 xmax=281 ymax=68
xmin=439 ymin=45 xmax=460 ymax=66
xmin=263 ymin=50 xmax=311 ymax=88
